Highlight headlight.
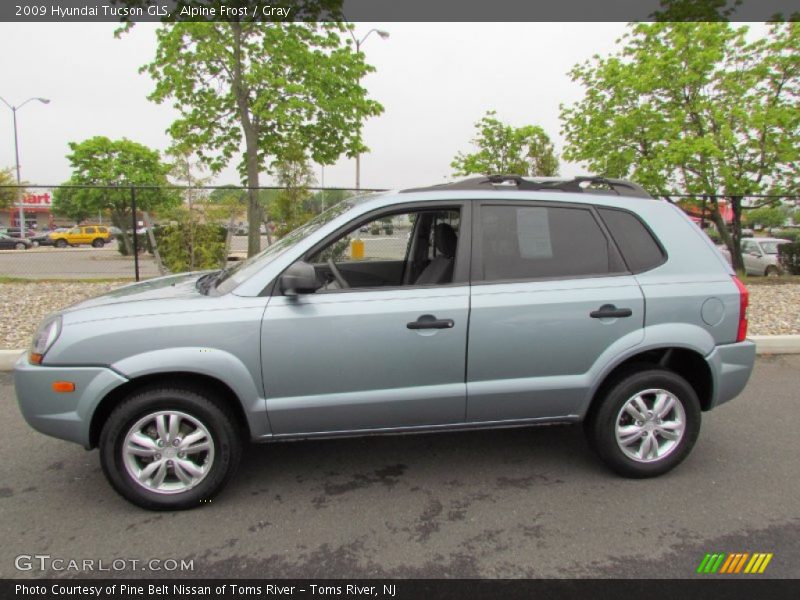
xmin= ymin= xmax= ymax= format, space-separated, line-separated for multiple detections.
xmin=30 ymin=315 xmax=62 ymax=364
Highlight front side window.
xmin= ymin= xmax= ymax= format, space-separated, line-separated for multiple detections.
xmin=742 ymin=240 xmax=759 ymax=254
xmin=478 ymin=204 xmax=620 ymax=282
xmin=307 ymin=208 xmax=461 ymax=291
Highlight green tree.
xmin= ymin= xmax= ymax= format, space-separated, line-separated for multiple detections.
xmin=451 ymin=111 xmax=559 ymax=177
xmin=560 ymin=22 xmax=800 ymax=271
xmin=169 ymin=148 xmax=213 ymax=269
xmin=269 ymin=145 xmax=316 ymax=237
xmin=745 ymin=206 xmax=789 ymax=229
xmin=0 ymin=167 xmax=20 ymax=211
xmin=137 ymin=20 xmax=383 ymax=256
xmin=52 ymin=136 xmax=179 ymax=254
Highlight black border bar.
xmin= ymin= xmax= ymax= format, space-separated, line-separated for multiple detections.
xmin=2 ymin=0 xmax=799 ymax=23
xmin=5 ymin=579 xmax=800 ymax=600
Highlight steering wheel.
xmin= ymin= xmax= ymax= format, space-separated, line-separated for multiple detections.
xmin=327 ymin=258 xmax=350 ymax=289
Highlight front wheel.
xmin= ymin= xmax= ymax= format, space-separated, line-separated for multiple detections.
xmin=14 ymin=242 xmax=27 ymax=250
xmin=765 ymin=265 xmax=780 ymax=277
xmin=99 ymin=386 xmax=242 ymax=510
xmin=585 ymin=368 xmax=701 ymax=478
xmin=54 ymin=239 xmax=67 ymax=248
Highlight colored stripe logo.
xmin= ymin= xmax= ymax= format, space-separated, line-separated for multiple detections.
xmin=697 ymin=552 xmax=773 ymax=574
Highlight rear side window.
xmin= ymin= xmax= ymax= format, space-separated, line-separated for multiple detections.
xmin=97 ymin=227 xmax=107 ymax=233
xmin=478 ymin=205 xmax=622 ymax=281
xmin=598 ymin=208 xmax=665 ymax=273
xmin=84 ymin=227 xmax=96 ymax=234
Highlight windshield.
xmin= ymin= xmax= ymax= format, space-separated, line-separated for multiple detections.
xmin=760 ymin=241 xmax=786 ymax=255
xmin=214 ymin=200 xmax=355 ymax=294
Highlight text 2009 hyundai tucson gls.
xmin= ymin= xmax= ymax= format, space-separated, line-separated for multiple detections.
xmin=15 ymin=176 xmax=755 ymax=510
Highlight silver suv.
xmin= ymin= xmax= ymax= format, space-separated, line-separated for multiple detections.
xmin=15 ymin=176 xmax=756 ymax=510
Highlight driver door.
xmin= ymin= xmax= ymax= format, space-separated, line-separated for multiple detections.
xmin=260 ymin=204 xmax=470 ymax=436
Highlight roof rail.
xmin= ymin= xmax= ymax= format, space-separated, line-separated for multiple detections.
xmin=401 ymin=175 xmax=653 ymax=199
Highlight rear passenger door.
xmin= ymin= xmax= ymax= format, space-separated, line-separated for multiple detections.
xmin=466 ymin=201 xmax=647 ymax=422
xmin=79 ymin=227 xmax=95 ymax=244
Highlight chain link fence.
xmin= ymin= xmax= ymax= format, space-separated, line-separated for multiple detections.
xmin=1 ymin=185 xmax=798 ymax=281
xmin=0 ymin=184 xmax=382 ymax=281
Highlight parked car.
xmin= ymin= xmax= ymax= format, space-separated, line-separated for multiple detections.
xmin=718 ymin=237 xmax=791 ymax=276
xmin=0 ymin=233 xmax=32 ymax=250
xmin=48 ymin=225 xmax=111 ymax=248
xmin=4 ymin=227 xmax=54 ymax=247
xmin=15 ymin=175 xmax=756 ymax=510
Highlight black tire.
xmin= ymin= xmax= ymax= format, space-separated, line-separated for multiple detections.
xmin=92 ymin=238 xmax=104 ymax=248
xmin=765 ymin=265 xmax=779 ymax=277
xmin=54 ymin=239 xmax=67 ymax=248
xmin=585 ymin=368 xmax=701 ymax=478
xmin=14 ymin=242 xmax=27 ymax=250
xmin=99 ymin=385 xmax=242 ymax=510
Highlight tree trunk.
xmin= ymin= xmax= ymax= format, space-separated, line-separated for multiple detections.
xmin=112 ymin=210 xmax=133 ymax=255
xmin=230 ymin=22 xmax=262 ymax=258
xmin=709 ymin=197 xmax=744 ymax=272
xmin=728 ymin=196 xmax=745 ymax=273
xmin=244 ymin=142 xmax=261 ymax=257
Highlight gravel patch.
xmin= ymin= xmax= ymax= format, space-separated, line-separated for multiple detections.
xmin=748 ymin=284 xmax=800 ymax=336
xmin=0 ymin=282 xmax=125 ymax=349
xmin=0 ymin=281 xmax=798 ymax=349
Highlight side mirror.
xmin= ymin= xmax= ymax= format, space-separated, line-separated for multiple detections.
xmin=279 ymin=261 xmax=319 ymax=296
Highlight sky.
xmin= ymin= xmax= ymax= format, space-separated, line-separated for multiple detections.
xmin=0 ymin=22 xmax=769 ymax=191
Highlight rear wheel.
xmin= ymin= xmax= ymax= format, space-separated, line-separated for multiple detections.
xmin=54 ymin=239 xmax=67 ymax=248
xmin=92 ymin=238 xmax=104 ymax=248
xmin=765 ymin=265 xmax=780 ymax=277
xmin=14 ymin=242 xmax=26 ymax=250
xmin=99 ymin=386 xmax=242 ymax=510
xmin=585 ymin=368 xmax=701 ymax=478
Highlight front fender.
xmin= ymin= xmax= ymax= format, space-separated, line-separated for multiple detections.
xmin=111 ymin=347 xmax=270 ymax=438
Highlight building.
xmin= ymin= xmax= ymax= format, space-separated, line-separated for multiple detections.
xmin=0 ymin=189 xmax=57 ymax=230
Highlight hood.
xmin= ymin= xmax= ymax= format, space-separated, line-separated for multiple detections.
xmin=61 ymin=271 xmax=211 ymax=313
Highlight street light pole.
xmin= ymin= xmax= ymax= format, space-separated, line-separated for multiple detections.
xmin=348 ymin=28 xmax=389 ymax=191
xmin=0 ymin=96 xmax=50 ymax=237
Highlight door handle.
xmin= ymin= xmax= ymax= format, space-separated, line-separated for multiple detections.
xmin=407 ymin=314 xmax=455 ymax=330
xmin=590 ymin=304 xmax=633 ymax=319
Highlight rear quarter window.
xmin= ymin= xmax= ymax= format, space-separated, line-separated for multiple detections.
xmin=598 ymin=208 xmax=666 ymax=273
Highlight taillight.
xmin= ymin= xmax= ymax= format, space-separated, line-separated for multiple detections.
xmin=732 ymin=276 xmax=749 ymax=342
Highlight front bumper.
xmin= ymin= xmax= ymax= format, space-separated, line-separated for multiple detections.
xmin=14 ymin=354 xmax=128 ymax=448
xmin=706 ymin=340 xmax=757 ymax=409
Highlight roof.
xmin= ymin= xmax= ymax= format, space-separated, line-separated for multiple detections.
xmin=401 ymin=175 xmax=653 ymax=199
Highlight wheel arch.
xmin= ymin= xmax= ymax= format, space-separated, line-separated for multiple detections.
xmin=585 ymin=346 xmax=714 ymax=425
xmin=89 ymin=371 xmax=251 ymax=449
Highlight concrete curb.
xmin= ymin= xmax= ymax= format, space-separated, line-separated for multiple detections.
xmin=748 ymin=335 xmax=800 ymax=355
xmin=1 ymin=335 xmax=799 ymax=372
xmin=0 ymin=350 xmax=24 ymax=371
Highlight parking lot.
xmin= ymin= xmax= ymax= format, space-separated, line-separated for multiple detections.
xmin=0 ymin=356 xmax=798 ymax=579
xmin=0 ymin=233 xmax=410 ymax=280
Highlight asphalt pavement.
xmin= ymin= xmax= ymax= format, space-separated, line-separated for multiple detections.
xmin=1 ymin=356 xmax=798 ymax=579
